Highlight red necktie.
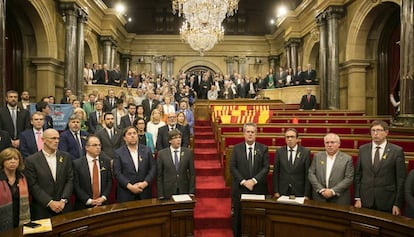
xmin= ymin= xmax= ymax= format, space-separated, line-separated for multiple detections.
xmin=307 ymin=95 xmax=310 ymax=103
xmin=92 ymin=159 xmax=99 ymax=199
xmin=104 ymin=71 xmax=108 ymax=83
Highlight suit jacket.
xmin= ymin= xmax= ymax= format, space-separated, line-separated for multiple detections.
xmin=72 ymin=153 xmax=113 ymax=210
xmin=156 ymin=124 xmax=190 ymax=151
xmin=96 ymin=69 xmax=113 ymax=85
xmin=95 ymin=128 xmax=123 ymax=159
xmin=272 ymin=145 xmax=311 ymax=197
xmin=0 ymin=129 xmax=12 ymax=152
xmin=308 ymin=151 xmax=354 ymax=205
xmin=88 ymin=111 xmax=103 ymax=134
xmin=304 ymin=69 xmax=316 ymax=84
xmin=354 ymin=142 xmax=406 ymax=212
xmin=105 ymin=96 xmax=118 ymax=112
xmin=24 ymin=150 xmax=74 ymax=220
xmin=119 ymin=114 xmax=137 ymax=130
xmin=111 ymin=108 xmax=128 ymax=130
xmin=19 ymin=129 xmax=41 ymax=158
xmin=405 ymin=170 xmax=414 ymax=218
xmin=113 ymin=145 xmax=156 ymax=202
xmin=43 ymin=115 xmax=54 ymax=130
xmin=300 ymin=94 xmax=317 ymax=110
xmin=157 ymin=147 xmax=195 ymax=199
xmin=58 ymin=130 xmax=89 ymax=160
xmin=230 ymin=142 xmax=270 ymax=200
xmin=0 ymin=107 xmax=30 ymax=140
xmin=60 ymin=97 xmax=71 ymax=104
xmin=142 ymin=99 xmax=160 ymax=119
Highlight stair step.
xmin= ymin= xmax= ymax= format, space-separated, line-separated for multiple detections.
xmin=195 ymin=160 xmax=222 ymax=176
xmin=194 ymin=134 xmax=214 ymax=140
xmin=194 ymin=228 xmax=233 ymax=237
xmin=193 ymin=126 xmax=213 ymax=133
xmin=195 ymin=120 xmax=211 ymax=126
xmin=194 ymin=198 xmax=232 ymax=229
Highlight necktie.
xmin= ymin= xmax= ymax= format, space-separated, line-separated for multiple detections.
xmin=74 ymin=132 xmax=82 ymax=150
xmin=130 ymin=116 xmax=134 ymax=125
xmin=307 ymin=95 xmax=310 ymax=103
xmin=248 ymin=147 xmax=253 ymax=176
xmin=174 ymin=150 xmax=179 ymax=171
xmin=11 ymin=108 xmax=17 ymax=138
xmin=109 ymin=129 xmax=113 ymax=139
xmin=36 ymin=131 xmax=43 ymax=151
xmin=373 ymin=146 xmax=381 ymax=170
xmin=92 ymin=159 xmax=99 ymax=199
xmin=104 ymin=71 xmax=108 ymax=83
xmin=289 ymin=149 xmax=294 ymax=166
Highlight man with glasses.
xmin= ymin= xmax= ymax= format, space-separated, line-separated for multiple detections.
xmin=156 ymin=112 xmax=190 ymax=151
xmin=308 ymin=133 xmax=354 ymax=205
xmin=25 ymin=129 xmax=74 ymax=219
xmin=72 ymin=135 xmax=112 ymax=210
xmin=273 ymin=128 xmax=311 ymax=199
xmin=354 ymin=120 xmax=406 ymax=215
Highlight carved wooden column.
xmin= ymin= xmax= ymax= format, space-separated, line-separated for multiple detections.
xmin=166 ymin=56 xmax=174 ymax=79
xmin=100 ymin=36 xmax=114 ymax=66
xmin=76 ymin=8 xmax=87 ymax=100
xmin=225 ymin=57 xmax=235 ymax=75
xmin=316 ymin=12 xmax=328 ymax=109
xmin=0 ymin=0 xmax=5 ymax=104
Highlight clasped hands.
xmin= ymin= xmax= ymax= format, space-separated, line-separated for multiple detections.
xmin=243 ymin=179 xmax=256 ymax=191
xmin=127 ymin=181 xmax=148 ymax=194
xmin=49 ymin=200 xmax=66 ymax=213
xmin=319 ymin=188 xmax=334 ymax=199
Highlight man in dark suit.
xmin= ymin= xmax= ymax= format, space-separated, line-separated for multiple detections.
xmin=299 ymin=88 xmax=317 ymax=110
xmin=0 ymin=90 xmax=31 ymax=148
xmin=73 ymin=135 xmax=112 ymax=210
xmin=96 ymin=64 xmax=113 ymax=85
xmin=88 ymin=100 xmax=104 ymax=134
xmin=230 ymin=122 xmax=269 ymax=237
xmin=354 ymin=120 xmax=406 ymax=215
xmin=304 ymin=64 xmax=317 ymax=85
xmin=0 ymin=129 xmax=12 ymax=152
xmin=156 ymin=112 xmax=190 ymax=151
xmin=141 ymin=90 xmax=160 ymax=120
xmin=273 ymin=128 xmax=311 ymax=199
xmin=58 ymin=114 xmax=89 ymax=159
xmin=24 ymin=129 xmax=74 ymax=220
xmin=113 ymin=126 xmax=156 ymax=202
xmin=104 ymin=89 xmax=118 ymax=112
xmin=16 ymin=90 xmax=31 ymax=110
xmin=111 ymin=64 xmax=122 ymax=86
xmin=308 ymin=133 xmax=354 ymax=205
xmin=95 ymin=112 xmax=122 ymax=159
xmin=119 ymin=103 xmax=137 ymax=129
xmin=60 ymin=89 xmax=72 ymax=104
xmin=19 ymin=112 xmax=45 ymax=158
xmin=157 ymin=130 xmax=195 ymax=199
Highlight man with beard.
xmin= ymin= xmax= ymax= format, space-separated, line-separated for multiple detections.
xmin=113 ymin=126 xmax=156 ymax=202
xmin=96 ymin=112 xmax=122 ymax=159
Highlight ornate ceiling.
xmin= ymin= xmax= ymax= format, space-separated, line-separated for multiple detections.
xmin=102 ymin=0 xmax=302 ymax=35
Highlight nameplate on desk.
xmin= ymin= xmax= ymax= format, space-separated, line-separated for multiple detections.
xmin=23 ymin=218 xmax=52 ymax=235
xmin=172 ymin=194 xmax=192 ymax=202
xmin=276 ymin=196 xmax=305 ymax=205
xmin=241 ymin=194 xmax=265 ymax=200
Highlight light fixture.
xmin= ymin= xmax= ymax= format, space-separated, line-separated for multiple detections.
xmin=180 ymin=21 xmax=224 ymax=56
xmin=115 ymin=3 xmax=126 ymax=14
xmin=172 ymin=0 xmax=239 ymax=55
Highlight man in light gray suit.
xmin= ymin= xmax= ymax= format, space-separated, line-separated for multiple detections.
xmin=354 ymin=120 xmax=406 ymax=215
xmin=308 ymin=133 xmax=354 ymax=205
xmin=157 ymin=129 xmax=195 ymax=199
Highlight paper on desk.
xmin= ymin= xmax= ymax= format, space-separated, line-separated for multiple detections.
xmin=23 ymin=218 xmax=52 ymax=235
xmin=241 ymin=194 xmax=265 ymax=200
xmin=172 ymin=194 xmax=192 ymax=202
xmin=276 ymin=195 xmax=305 ymax=205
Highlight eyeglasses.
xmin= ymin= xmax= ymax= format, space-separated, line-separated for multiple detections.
xmin=87 ymin=144 xmax=102 ymax=147
xmin=285 ymin=136 xmax=296 ymax=139
xmin=370 ymin=129 xmax=385 ymax=133
xmin=325 ymin=141 xmax=338 ymax=144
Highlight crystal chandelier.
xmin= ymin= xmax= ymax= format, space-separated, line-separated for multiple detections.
xmin=180 ymin=21 xmax=224 ymax=56
xmin=172 ymin=0 xmax=239 ymax=55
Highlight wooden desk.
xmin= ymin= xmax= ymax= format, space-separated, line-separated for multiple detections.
xmin=3 ymin=198 xmax=195 ymax=237
xmin=241 ymin=198 xmax=414 ymax=237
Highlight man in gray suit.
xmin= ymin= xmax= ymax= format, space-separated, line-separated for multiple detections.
xmin=308 ymin=133 xmax=354 ymax=205
xmin=273 ymin=128 xmax=311 ymax=199
xmin=25 ymin=129 xmax=74 ymax=220
xmin=354 ymin=120 xmax=406 ymax=215
xmin=157 ymin=129 xmax=195 ymax=199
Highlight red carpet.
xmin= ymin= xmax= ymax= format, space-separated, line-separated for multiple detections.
xmin=194 ymin=120 xmax=232 ymax=237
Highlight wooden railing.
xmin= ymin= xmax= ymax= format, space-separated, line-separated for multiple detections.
xmin=3 ymin=198 xmax=195 ymax=237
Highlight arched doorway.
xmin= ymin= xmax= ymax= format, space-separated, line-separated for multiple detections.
xmin=185 ymin=65 xmax=216 ymax=78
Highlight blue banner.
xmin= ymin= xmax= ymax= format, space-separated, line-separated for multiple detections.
xmin=30 ymin=104 xmax=73 ymax=131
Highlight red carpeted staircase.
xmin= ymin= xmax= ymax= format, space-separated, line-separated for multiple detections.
xmin=193 ymin=120 xmax=232 ymax=237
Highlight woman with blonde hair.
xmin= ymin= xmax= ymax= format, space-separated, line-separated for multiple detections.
xmin=177 ymin=111 xmax=190 ymax=138
xmin=73 ymin=107 xmax=88 ymax=132
xmin=0 ymin=148 xmax=30 ymax=232
xmin=146 ymin=109 xmax=166 ymax=146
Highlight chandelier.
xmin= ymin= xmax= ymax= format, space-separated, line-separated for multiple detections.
xmin=180 ymin=21 xmax=224 ymax=56
xmin=172 ymin=0 xmax=239 ymax=55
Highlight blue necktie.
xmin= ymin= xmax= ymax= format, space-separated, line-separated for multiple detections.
xmin=174 ymin=150 xmax=179 ymax=171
